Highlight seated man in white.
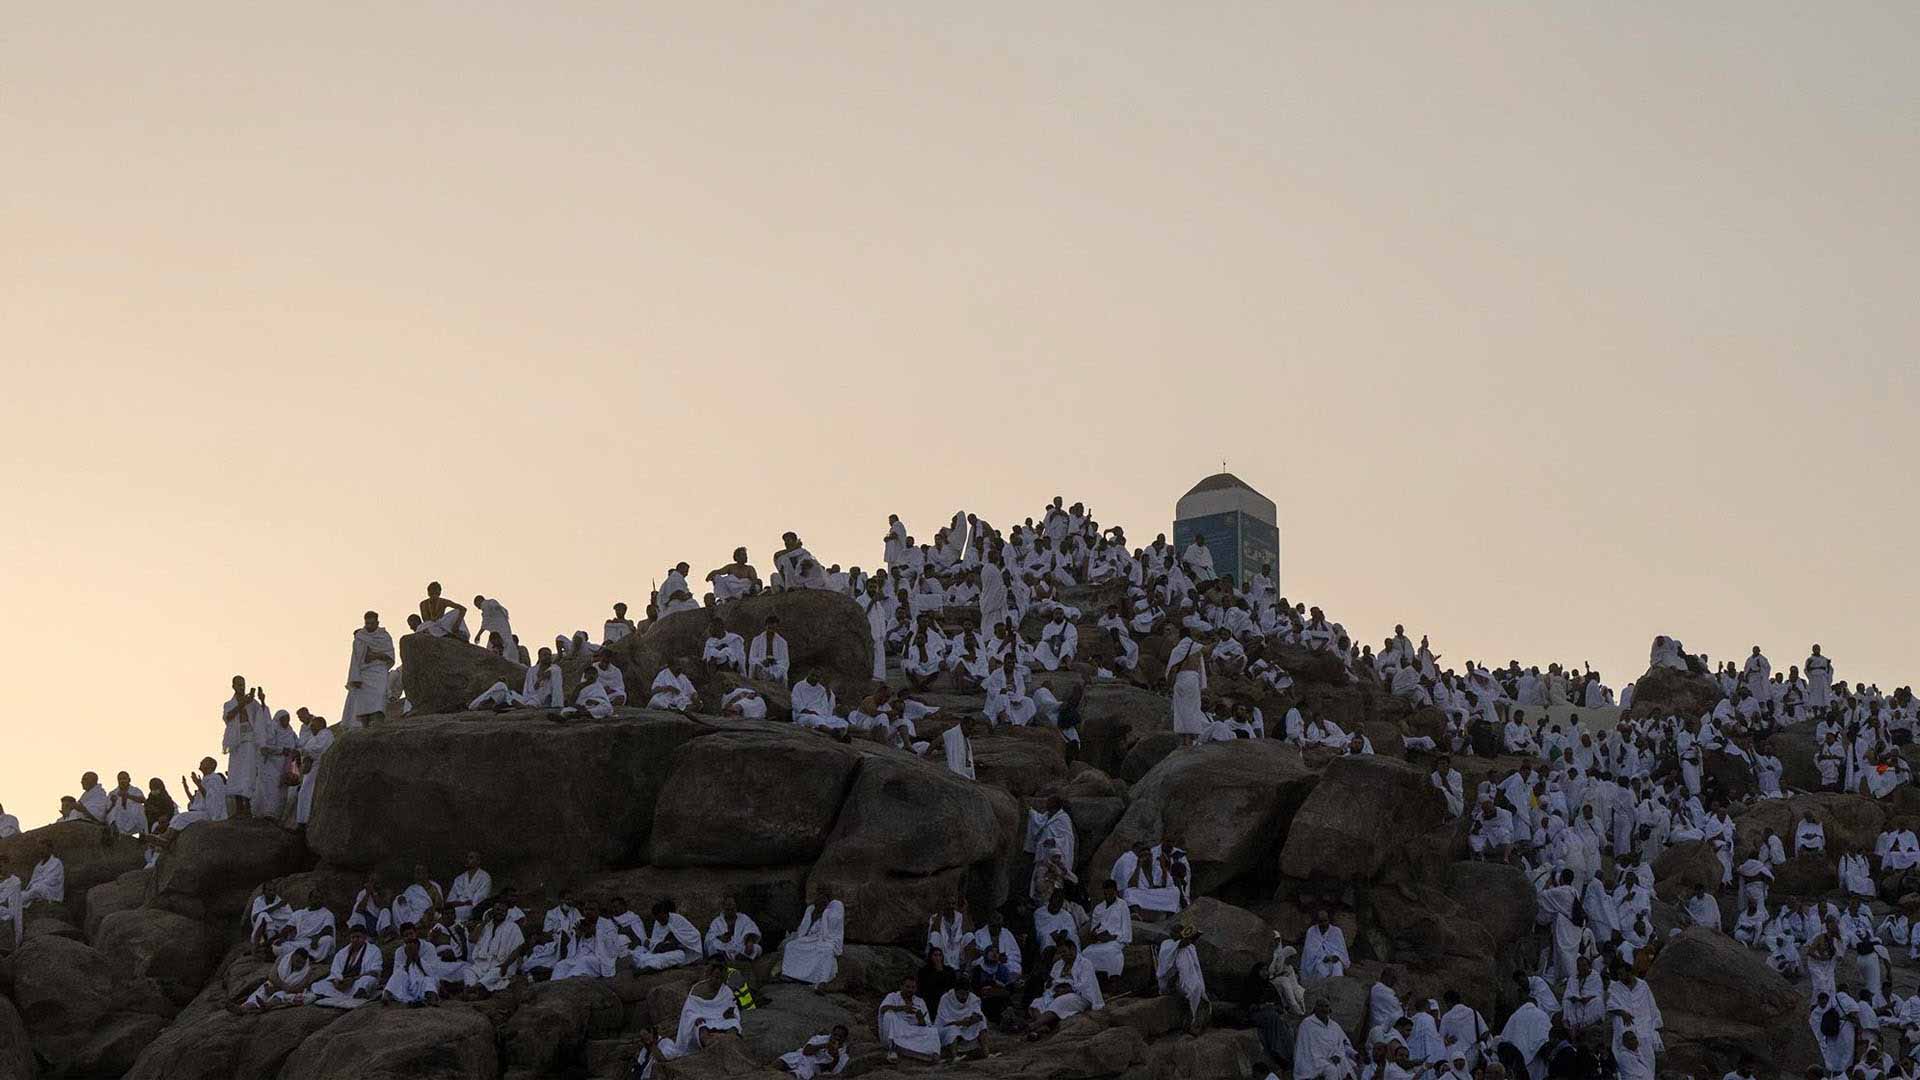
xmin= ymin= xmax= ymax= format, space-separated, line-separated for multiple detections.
xmin=659 ymin=588 xmax=701 ymax=617
xmin=22 ymin=851 xmax=65 ymax=909
xmin=937 ymin=979 xmax=990 ymax=1062
xmin=389 ymin=865 xmax=444 ymax=933
xmin=238 ymin=946 xmax=322 ymax=1011
xmin=674 ymin=961 xmax=745 ymax=1053
xmin=628 ymin=898 xmax=703 ymax=971
xmin=271 ymin=890 xmax=337 ymax=963
xmin=778 ymin=1027 xmax=852 ymax=1079
xmin=647 ymin=666 xmax=697 ymax=712
xmin=383 ymin=923 xmax=458 ymax=1005
xmin=705 ymin=895 xmax=763 ymax=962
xmin=586 ymin=653 xmax=628 ymax=706
xmin=1301 ymin=910 xmax=1351 ymax=979
xmin=346 ymin=878 xmax=392 ymax=937
xmin=780 ymin=899 xmax=845 ymax=987
xmin=309 ymin=924 xmax=387 ymax=1008
xmin=470 ymin=647 xmax=562 ymax=711
xmin=105 ymin=772 xmax=148 ymax=835
xmin=447 ymin=852 xmax=493 ymax=924
xmin=721 ymin=686 xmax=768 ymax=720
xmin=879 ymin=974 xmax=943 ymax=1063
xmin=1082 ymin=880 xmax=1132 ymax=977
xmin=1033 ymin=613 xmax=1078 ymax=672
xmin=792 ymin=673 xmax=849 ymax=734
xmin=462 ymin=900 xmax=529 ymax=994
xmin=1112 ymin=841 xmax=1182 ymax=915
xmin=749 ymin=618 xmax=791 ymax=683
xmin=1026 ymin=939 xmax=1105 ymax=1038
xmin=603 ymin=602 xmax=636 ymax=645
xmin=984 ymin=657 xmax=1038 ymax=727
xmin=702 ymin=619 xmax=748 ymax=675
xmin=561 ymin=676 xmax=616 ymax=720
xmin=552 ymin=900 xmax=628 ymax=981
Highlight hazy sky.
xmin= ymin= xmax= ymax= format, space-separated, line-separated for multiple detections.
xmin=4 ymin=4 xmax=1916 ymax=827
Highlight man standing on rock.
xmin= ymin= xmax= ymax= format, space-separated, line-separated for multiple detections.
xmin=221 ymin=676 xmax=267 ymax=818
xmin=343 ymin=611 xmax=394 ymax=729
xmin=473 ymin=594 xmax=515 ymax=660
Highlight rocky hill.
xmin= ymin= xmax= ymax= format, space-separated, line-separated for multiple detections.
xmin=0 ymin=589 xmax=1843 ymax=1079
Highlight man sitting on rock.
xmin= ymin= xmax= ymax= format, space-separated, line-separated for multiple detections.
xmin=1025 ymin=939 xmax=1104 ymax=1040
xmin=309 ymin=924 xmax=386 ymax=1008
xmin=236 ymin=945 xmax=322 ymax=1012
xmin=705 ymin=547 xmax=762 ymax=602
xmin=674 ymin=960 xmax=745 ymax=1053
xmin=270 ymin=889 xmax=337 ymax=963
xmin=384 ymin=922 xmax=457 ymax=1006
xmin=748 ymin=617 xmax=791 ymax=684
xmin=878 ymin=972 xmax=942 ymax=1062
xmin=559 ymin=669 xmax=617 ymax=721
xmin=470 ymin=646 xmax=562 ymax=711
xmin=646 ymin=663 xmax=698 ymax=712
xmin=461 ymin=899 xmax=529 ymax=997
xmin=792 ymin=671 xmax=848 ymax=735
xmin=629 ymin=897 xmax=703 ymax=972
xmin=704 ymin=895 xmax=763 ymax=963
xmin=1301 ymin=910 xmax=1351 ymax=979
xmin=776 ymin=1026 xmax=851 ymax=1078
xmin=701 ymin=618 xmax=747 ymax=675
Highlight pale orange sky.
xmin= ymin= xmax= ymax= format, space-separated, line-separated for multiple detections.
xmin=4 ymin=4 xmax=1916 ymax=827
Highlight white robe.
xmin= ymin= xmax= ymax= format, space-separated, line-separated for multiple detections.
xmin=311 ymin=940 xmax=386 ymax=1006
xmin=1155 ymin=939 xmax=1208 ymax=1014
xmin=222 ymin=693 xmax=267 ymax=807
xmin=936 ymin=989 xmax=988 ymax=1047
xmin=630 ymin=912 xmax=702 ymax=971
xmin=675 ymin=981 xmax=742 ymax=1050
xmin=295 ymin=727 xmax=334 ymax=825
xmin=878 ymin=992 xmax=941 ymax=1057
xmin=447 ymin=869 xmax=492 ymax=924
xmin=463 ymin=917 xmax=526 ymax=990
xmin=704 ymin=912 xmax=762 ymax=961
xmin=1167 ymin=638 xmax=1208 ymax=736
xmin=1033 ymin=954 xmax=1103 ymax=1019
xmin=780 ymin=901 xmax=844 ymax=986
xmin=1083 ymin=899 xmax=1132 ymax=976
xmin=384 ymin=944 xmax=455 ymax=1003
xmin=344 ymin=626 xmax=396 ymax=724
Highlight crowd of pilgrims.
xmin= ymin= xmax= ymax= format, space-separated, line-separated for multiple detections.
xmin=3 ymin=493 xmax=1917 ymax=1080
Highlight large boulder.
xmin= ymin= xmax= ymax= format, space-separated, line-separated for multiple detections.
xmin=1144 ymin=1028 xmax=1271 ymax=1080
xmin=0 ymin=822 xmax=147 ymax=930
xmin=970 ymin=728 xmax=1071 ymax=797
xmin=613 ymin=589 xmax=874 ymax=705
xmin=1077 ymin=685 xmax=1175 ymax=777
xmin=1184 ymin=897 xmax=1275 ymax=994
xmin=1092 ymin=741 xmax=1316 ymax=896
xmin=1652 ymin=840 xmax=1725 ymax=903
xmin=1625 ymin=666 xmax=1723 ymax=723
xmin=1735 ymin=793 xmax=1887 ymax=857
xmin=502 ymin=978 xmax=624 ymax=1074
xmin=806 ymin=749 xmax=1019 ymax=943
xmin=648 ymin=726 xmax=861 ymax=867
xmin=308 ymin=713 xmax=703 ymax=879
xmin=151 ymin=818 xmax=312 ymax=924
xmin=7 ymin=935 xmax=172 ymax=1077
xmin=278 ymin=1002 xmax=498 ymax=1080
xmin=123 ymin=1004 xmax=340 ymax=1080
xmin=92 ymin=908 xmax=220 ymax=1005
xmin=397 ymin=631 xmax=527 ymax=714
xmin=1646 ymin=927 xmax=1812 ymax=1075
xmin=83 ymin=868 xmax=152 ymax=940
xmin=1281 ymin=756 xmax=1446 ymax=882
xmin=0 ymin=996 xmax=31 ymax=1080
